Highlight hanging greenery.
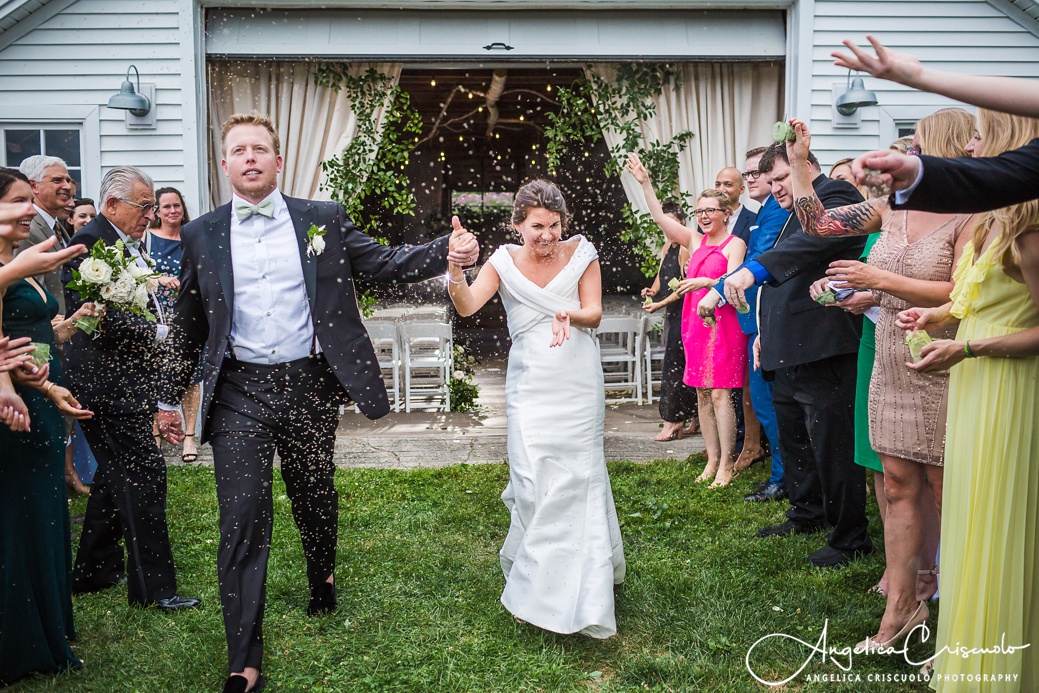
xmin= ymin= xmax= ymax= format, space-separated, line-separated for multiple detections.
xmin=543 ymin=64 xmax=694 ymax=277
xmin=314 ymin=65 xmax=424 ymax=317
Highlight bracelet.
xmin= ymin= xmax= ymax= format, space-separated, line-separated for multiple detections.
xmin=964 ymin=340 xmax=977 ymax=358
xmin=43 ymin=381 xmax=55 ymax=395
xmin=447 ymin=275 xmax=466 ymax=285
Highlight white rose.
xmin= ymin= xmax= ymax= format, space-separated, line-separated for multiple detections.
xmin=126 ymin=264 xmax=149 ymax=279
xmin=100 ymin=271 xmax=136 ymax=304
xmin=453 ymin=370 xmax=465 ymax=380
xmin=146 ymin=276 xmax=159 ymax=293
xmin=134 ymin=283 xmax=150 ymax=310
xmin=310 ymin=235 xmax=325 ymax=255
xmin=79 ymin=257 xmax=113 ymax=285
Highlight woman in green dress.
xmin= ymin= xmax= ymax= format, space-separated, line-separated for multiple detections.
xmin=0 ymin=169 xmax=95 ymax=685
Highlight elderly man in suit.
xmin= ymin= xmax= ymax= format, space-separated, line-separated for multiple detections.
xmin=62 ymin=166 xmax=199 ymax=612
xmin=155 ymin=113 xmax=478 ymax=693
xmin=17 ymin=155 xmax=74 ymax=313
xmin=708 ymin=137 xmax=872 ymax=569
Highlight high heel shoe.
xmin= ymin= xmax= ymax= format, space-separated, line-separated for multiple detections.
xmin=654 ymin=427 xmax=684 ymax=442
xmin=733 ymin=448 xmax=767 ymax=472
xmin=855 ymin=601 xmax=930 ymax=654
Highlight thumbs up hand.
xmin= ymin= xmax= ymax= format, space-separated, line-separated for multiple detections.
xmin=447 ymin=215 xmax=480 ymax=267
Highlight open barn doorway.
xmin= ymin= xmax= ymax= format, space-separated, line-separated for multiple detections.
xmin=357 ymin=66 xmax=644 ymax=355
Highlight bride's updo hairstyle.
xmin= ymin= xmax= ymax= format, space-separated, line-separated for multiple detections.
xmin=512 ymin=179 xmax=571 ymax=234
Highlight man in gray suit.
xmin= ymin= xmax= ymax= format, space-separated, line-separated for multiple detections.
xmin=17 ymin=155 xmax=75 ymax=313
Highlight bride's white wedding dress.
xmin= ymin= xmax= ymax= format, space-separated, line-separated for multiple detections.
xmin=487 ymin=235 xmax=626 ymax=639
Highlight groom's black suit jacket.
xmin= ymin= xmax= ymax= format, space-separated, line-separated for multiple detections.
xmin=892 ymin=138 xmax=1039 ymax=213
xmin=160 ymin=194 xmax=450 ymax=440
xmin=62 ymin=214 xmax=165 ymax=413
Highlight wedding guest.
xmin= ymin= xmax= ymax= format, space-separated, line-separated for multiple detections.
xmin=445 ymin=179 xmax=625 ymax=637
xmin=788 ymin=110 xmax=976 ymax=653
xmin=715 ymin=166 xmax=755 ymax=245
xmin=708 ymin=135 xmax=872 ymax=567
xmin=16 ymin=156 xmax=74 ymax=314
xmin=0 ymin=168 xmax=94 ymax=686
xmin=146 ymin=186 xmax=201 ymax=463
xmin=154 ymin=113 xmax=477 ymax=693
xmin=898 ymin=109 xmax=1039 ymax=692
xmin=69 ymin=198 xmax=96 ymax=233
xmin=641 ymin=201 xmax=698 ymax=441
xmin=62 ymin=167 xmax=200 ymax=614
xmin=733 ymin=148 xmax=792 ymax=502
xmin=628 ymin=152 xmax=748 ymax=487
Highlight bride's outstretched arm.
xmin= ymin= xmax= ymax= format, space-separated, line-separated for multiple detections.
xmin=447 ymin=261 xmax=500 ymax=317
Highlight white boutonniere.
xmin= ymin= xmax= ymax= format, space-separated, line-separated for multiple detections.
xmin=306 ymin=224 xmax=327 ymax=256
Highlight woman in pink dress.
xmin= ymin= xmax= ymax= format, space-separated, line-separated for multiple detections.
xmin=676 ymin=190 xmax=748 ymax=486
xmin=626 ymin=148 xmax=749 ymax=488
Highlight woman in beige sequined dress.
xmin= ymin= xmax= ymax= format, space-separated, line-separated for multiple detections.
xmin=788 ymin=109 xmax=976 ymax=655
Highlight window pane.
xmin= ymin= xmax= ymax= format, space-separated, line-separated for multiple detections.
xmin=5 ymin=129 xmax=41 ymax=167
xmin=68 ymin=168 xmax=82 ymax=191
xmin=45 ymin=129 xmax=80 ymax=167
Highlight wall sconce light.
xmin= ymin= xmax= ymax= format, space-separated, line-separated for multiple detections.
xmin=108 ymin=65 xmax=151 ymax=116
xmin=835 ymin=70 xmax=878 ymax=116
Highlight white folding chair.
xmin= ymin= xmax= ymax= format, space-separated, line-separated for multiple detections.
xmin=642 ymin=313 xmax=666 ymax=404
xmin=363 ymin=320 xmax=401 ymax=412
xmin=596 ymin=314 xmax=643 ymax=404
xmin=399 ymin=321 xmax=453 ymax=412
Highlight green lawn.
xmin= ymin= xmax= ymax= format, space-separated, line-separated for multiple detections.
xmin=13 ymin=457 xmax=934 ymax=692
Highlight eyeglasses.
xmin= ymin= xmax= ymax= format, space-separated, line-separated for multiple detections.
xmin=117 ymin=197 xmax=158 ymax=215
xmin=693 ymin=208 xmax=724 ymax=217
xmin=906 ymin=145 xmax=922 ymax=157
xmin=742 ymin=170 xmax=762 ymax=181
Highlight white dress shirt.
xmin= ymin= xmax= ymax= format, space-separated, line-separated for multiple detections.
xmin=727 ymin=204 xmax=745 ymax=234
xmin=34 ymin=204 xmax=57 ymax=231
xmin=229 ymin=189 xmax=317 ymax=364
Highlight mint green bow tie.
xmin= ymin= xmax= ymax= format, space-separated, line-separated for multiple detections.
xmin=234 ymin=198 xmax=275 ymax=222
xmin=124 ymin=237 xmax=142 ymax=251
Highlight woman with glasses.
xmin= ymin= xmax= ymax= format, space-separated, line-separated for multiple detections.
xmin=145 ymin=187 xmax=201 ymax=463
xmin=627 ymin=154 xmax=748 ymax=487
xmin=788 ymin=109 xmax=976 ymax=658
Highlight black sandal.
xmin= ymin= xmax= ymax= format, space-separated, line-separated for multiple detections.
xmin=181 ymin=434 xmax=198 ymax=463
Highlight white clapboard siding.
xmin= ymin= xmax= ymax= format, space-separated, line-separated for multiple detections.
xmin=808 ymin=0 xmax=1039 ymax=169
xmin=0 ymin=0 xmax=203 ymax=212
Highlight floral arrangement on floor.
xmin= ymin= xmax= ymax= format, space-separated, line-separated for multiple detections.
xmin=66 ymin=239 xmax=159 ymax=335
xmin=449 ymin=343 xmax=480 ymax=412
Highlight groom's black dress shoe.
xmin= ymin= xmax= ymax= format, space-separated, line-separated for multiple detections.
xmin=154 ymin=595 xmax=201 ymax=611
xmin=222 ymin=673 xmax=266 ymax=693
xmin=307 ymin=582 xmax=336 ymax=616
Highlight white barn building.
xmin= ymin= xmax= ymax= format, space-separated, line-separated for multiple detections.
xmin=1 ymin=0 xmax=1038 ymax=216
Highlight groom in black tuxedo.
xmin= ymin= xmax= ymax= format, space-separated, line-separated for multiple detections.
xmin=156 ymin=113 xmax=478 ymax=693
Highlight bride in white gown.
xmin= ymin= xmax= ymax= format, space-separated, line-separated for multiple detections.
xmin=447 ymin=180 xmax=625 ymax=638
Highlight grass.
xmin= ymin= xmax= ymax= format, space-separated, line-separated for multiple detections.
xmin=11 ymin=457 xmax=934 ymax=692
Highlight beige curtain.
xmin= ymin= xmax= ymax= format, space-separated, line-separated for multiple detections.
xmin=589 ymin=62 xmax=784 ymax=214
xmin=206 ymin=61 xmax=403 ymax=210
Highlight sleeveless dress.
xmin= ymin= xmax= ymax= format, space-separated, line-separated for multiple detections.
xmin=0 ymin=279 xmax=80 ymax=684
xmin=657 ymin=243 xmax=697 ymax=423
xmin=681 ymin=234 xmax=747 ymax=388
xmin=867 ymin=211 xmax=970 ymax=466
xmin=931 ymin=241 xmax=1039 ymax=692
xmin=853 ymin=233 xmax=882 ymax=472
xmin=487 ymin=236 xmax=626 ymax=638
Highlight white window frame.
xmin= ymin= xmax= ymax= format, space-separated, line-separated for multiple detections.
xmin=0 ymin=105 xmax=100 ymax=196
xmin=878 ymin=104 xmax=977 ymax=150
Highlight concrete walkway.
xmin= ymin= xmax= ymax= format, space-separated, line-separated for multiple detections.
xmin=165 ymin=358 xmax=705 ymax=469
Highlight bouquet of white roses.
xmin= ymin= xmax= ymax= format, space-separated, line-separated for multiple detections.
xmin=66 ymin=239 xmax=159 ymax=335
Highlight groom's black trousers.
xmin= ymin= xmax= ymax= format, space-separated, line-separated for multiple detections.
xmin=208 ymin=354 xmax=345 ymax=672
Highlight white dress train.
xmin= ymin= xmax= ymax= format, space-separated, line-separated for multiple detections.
xmin=487 ymin=236 xmax=626 ymax=639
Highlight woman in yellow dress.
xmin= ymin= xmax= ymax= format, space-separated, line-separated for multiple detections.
xmin=899 ymin=109 xmax=1039 ymax=692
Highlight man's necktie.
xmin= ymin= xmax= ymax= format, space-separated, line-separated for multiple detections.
xmin=124 ymin=237 xmax=142 ymax=251
xmin=234 ymin=198 xmax=275 ymax=222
